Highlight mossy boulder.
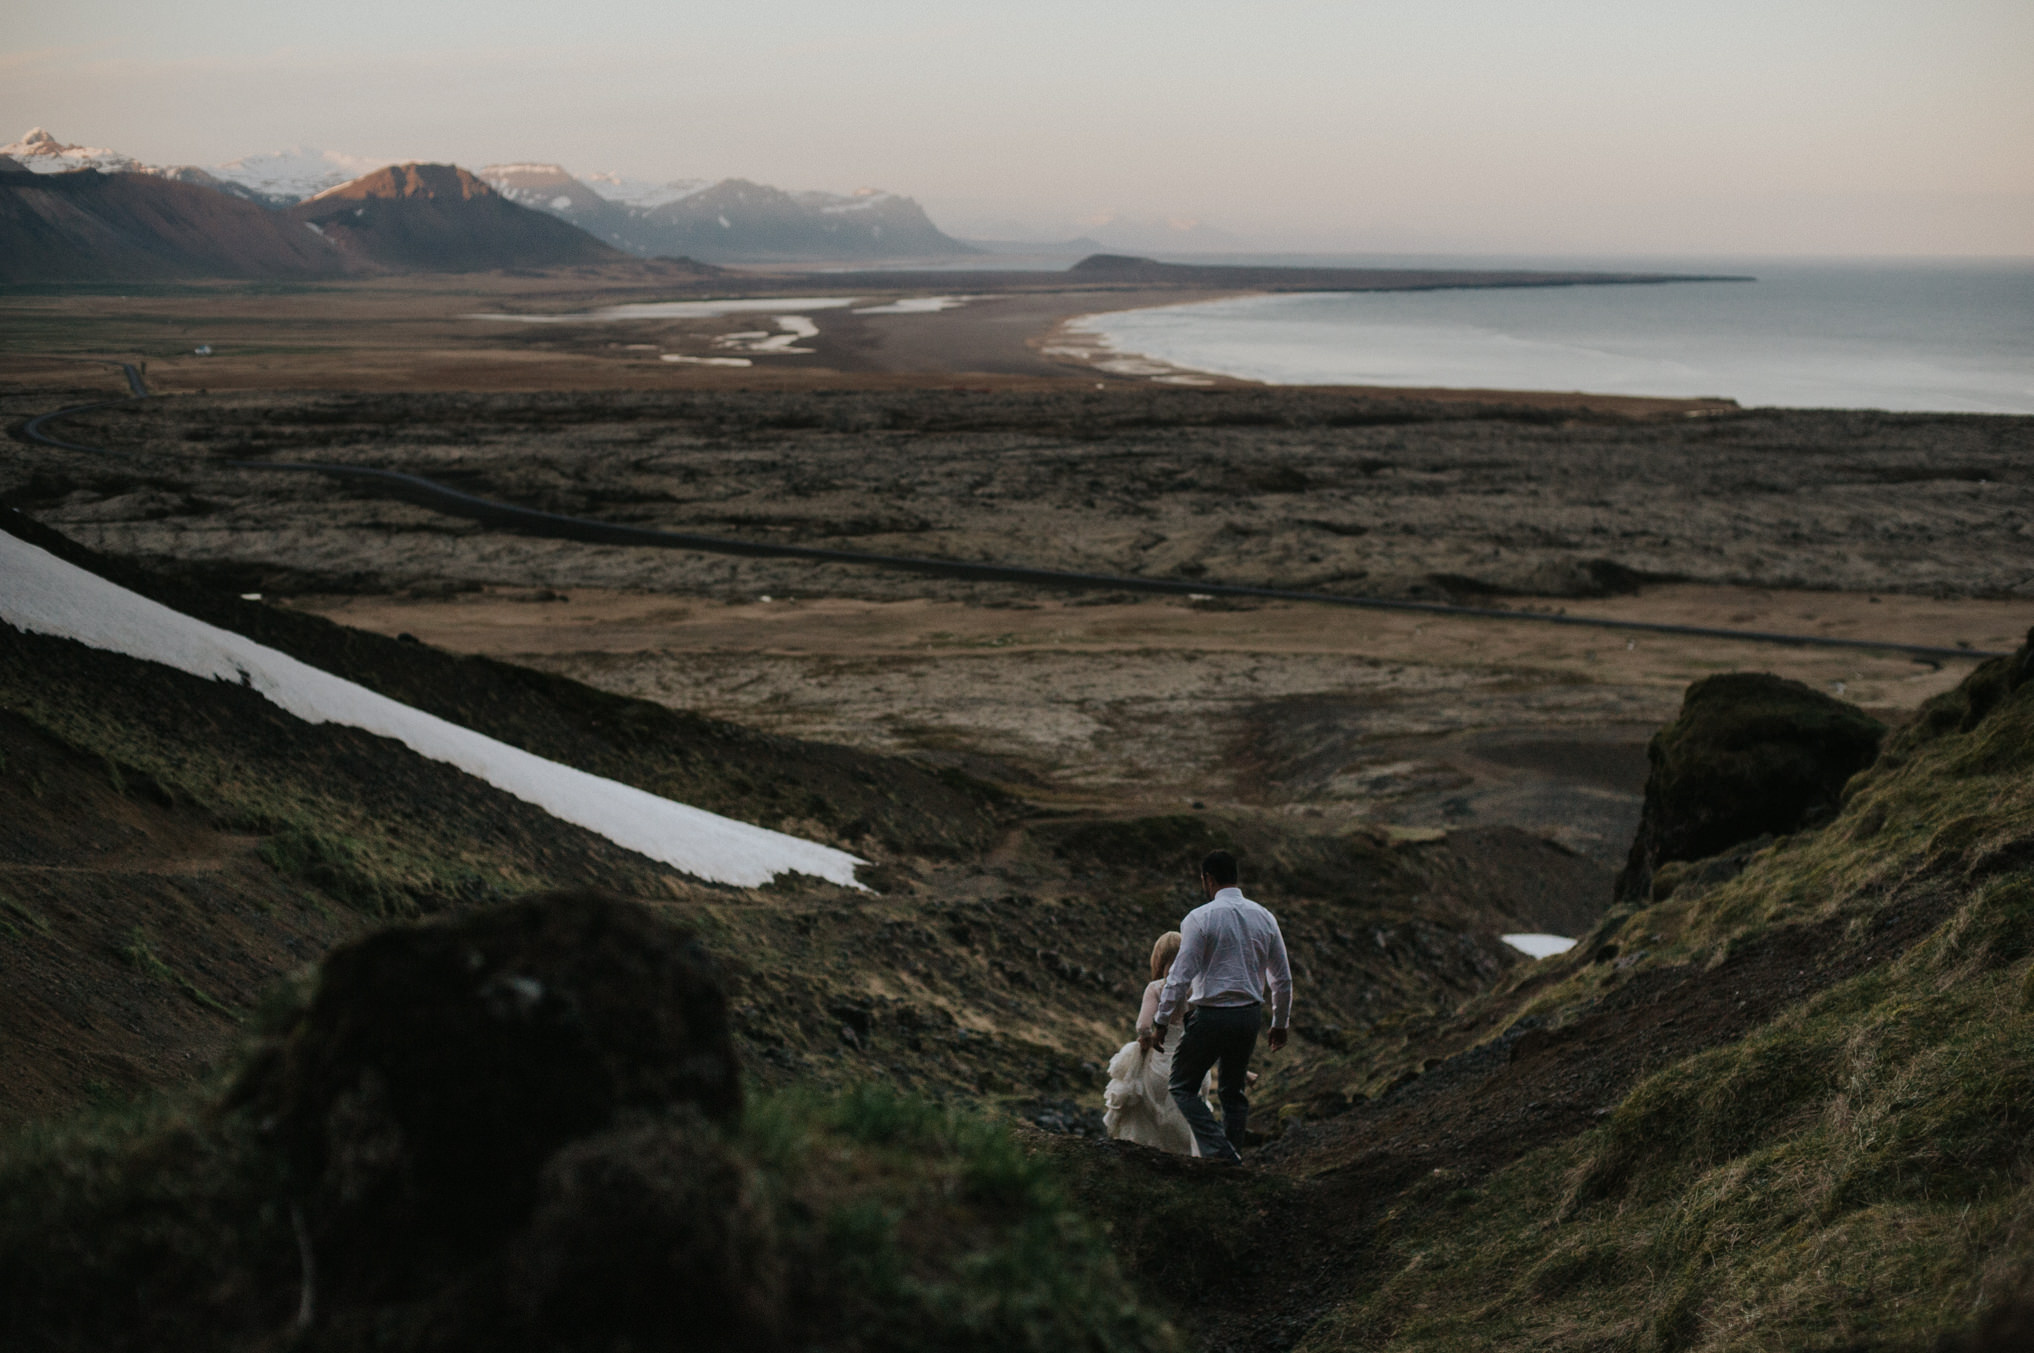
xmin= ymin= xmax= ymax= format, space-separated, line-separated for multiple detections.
xmin=1614 ymin=673 xmax=1886 ymax=902
xmin=251 ymin=889 xmax=742 ymax=1306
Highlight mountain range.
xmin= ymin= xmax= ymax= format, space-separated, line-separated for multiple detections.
xmin=1 ymin=128 xmax=973 ymax=266
xmin=478 ymin=162 xmax=973 ymax=262
xmin=0 ymin=162 xmax=347 ymax=283
xmin=289 ymin=163 xmax=627 ymax=273
xmin=0 ymin=139 xmax=671 ymax=282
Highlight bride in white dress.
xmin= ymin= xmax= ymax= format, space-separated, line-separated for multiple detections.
xmin=1103 ymin=931 xmax=1201 ymax=1156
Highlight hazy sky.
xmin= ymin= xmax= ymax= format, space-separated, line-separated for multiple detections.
xmin=7 ymin=0 xmax=2030 ymax=255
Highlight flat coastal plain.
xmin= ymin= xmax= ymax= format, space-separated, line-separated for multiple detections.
xmin=6 ymin=331 xmax=2028 ymax=871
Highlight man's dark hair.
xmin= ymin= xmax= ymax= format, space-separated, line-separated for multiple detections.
xmin=1201 ymin=850 xmax=1238 ymax=887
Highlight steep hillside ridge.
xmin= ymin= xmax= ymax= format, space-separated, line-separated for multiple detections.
xmin=0 ymin=622 xmax=698 ymax=1122
xmin=0 ymin=510 xmax=1002 ymax=862
xmin=0 ymin=513 xmax=1600 ymax=1144
xmin=288 ymin=163 xmax=625 ymax=272
xmin=0 ymin=705 xmax=362 ymax=1122
xmin=0 ymin=168 xmax=348 ymax=283
xmin=1045 ymin=638 xmax=2034 ymax=1352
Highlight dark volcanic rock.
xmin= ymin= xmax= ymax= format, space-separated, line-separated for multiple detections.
xmin=262 ymin=889 xmax=740 ymax=1301
xmin=1614 ymin=673 xmax=1886 ymax=902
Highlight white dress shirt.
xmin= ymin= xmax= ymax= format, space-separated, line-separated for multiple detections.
xmin=1154 ymin=887 xmax=1293 ymax=1029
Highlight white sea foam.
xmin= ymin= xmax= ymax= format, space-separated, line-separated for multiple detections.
xmin=0 ymin=532 xmax=865 ymax=890
xmin=1502 ymin=934 xmax=1578 ymax=959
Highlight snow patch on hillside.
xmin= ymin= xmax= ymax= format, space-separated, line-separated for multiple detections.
xmin=0 ymin=533 xmax=866 ymax=890
xmin=1502 ymin=933 xmax=1577 ymax=959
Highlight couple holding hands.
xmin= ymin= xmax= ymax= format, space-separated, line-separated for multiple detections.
xmin=1103 ymin=850 xmax=1294 ymax=1164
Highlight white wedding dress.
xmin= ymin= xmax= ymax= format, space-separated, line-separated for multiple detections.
xmin=1102 ymin=979 xmax=1201 ymax=1156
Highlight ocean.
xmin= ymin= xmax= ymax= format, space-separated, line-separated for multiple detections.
xmin=1069 ymin=257 xmax=2034 ymax=414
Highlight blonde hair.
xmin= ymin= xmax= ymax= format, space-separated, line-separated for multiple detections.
xmin=1149 ymin=930 xmax=1183 ymax=981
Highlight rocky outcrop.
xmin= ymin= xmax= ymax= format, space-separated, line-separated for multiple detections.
xmin=1614 ymin=673 xmax=1886 ymax=901
xmin=249 ymin=889 xmax=741 ymax=1310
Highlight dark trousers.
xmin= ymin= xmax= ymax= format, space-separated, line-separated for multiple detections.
xmin=1168 ymin=1003 xmax=1259 ymax=1163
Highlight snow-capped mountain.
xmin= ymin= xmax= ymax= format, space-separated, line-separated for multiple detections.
xmin=4 ymin=127 xmax=973 ymax=263
xmin=478 ymin=164 xmax=974 ymax=262
xmin=211 ymin=147 xmax=399 ymax=204
xmin=0 ymin=128 xmax=395 ymax=206
xmin=2 ymin=128 xmax=148 ymax=175
xmin=580 ymin=170 xmax=709 ymax=211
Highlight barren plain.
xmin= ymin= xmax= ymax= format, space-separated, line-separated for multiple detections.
xmin=6 ymin=338 xmax=2029 ymax=873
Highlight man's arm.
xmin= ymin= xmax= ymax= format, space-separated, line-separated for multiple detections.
xmin=1263 ymin=915 xmax=1294 ymax=1050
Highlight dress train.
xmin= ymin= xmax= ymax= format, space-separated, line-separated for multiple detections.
xmin=1102 ymin=1038 xmax=1201 ymax=1157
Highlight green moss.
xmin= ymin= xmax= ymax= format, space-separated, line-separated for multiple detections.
xmin=0 ymin=1077 xmax=1174 ymax=1353
xmin=1281 ymin=647 xmax=2034 ymax=1351
xmin=0 ymin=632 xmax=601 ymax=916
xmin=121 ymin=927 xmax=238 ymax=1019
xmin=255 ymin=823 xmax=415 ymax=918
xmin=0 ymin=892 xmax=52 ymax=941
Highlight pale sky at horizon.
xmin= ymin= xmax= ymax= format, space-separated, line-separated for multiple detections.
xmin=6 ymin=0 xmax=2030 ymax=256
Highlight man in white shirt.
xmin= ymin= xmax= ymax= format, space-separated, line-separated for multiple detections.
xmin=1143 ymin=849 xmax=1293 ymax=1164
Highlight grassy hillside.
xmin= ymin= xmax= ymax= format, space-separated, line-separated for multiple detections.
xmin=1 ymin=515 xmax=1592 ymax=1134
xmin=1037 ymin=632 xmax=2034 ymax=1351
xmin=0 ymin=895 xmax=1178 ymax=1353
xmin=25 ymin=513 xmax=2023 ymax=1347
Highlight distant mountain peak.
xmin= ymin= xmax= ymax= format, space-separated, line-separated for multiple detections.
xmin=289 ymin=163 xmax=622 ymax=273
xmin=307 ymin=162 xmax=496 ymax=205
xmin=1 ymin=127 xmax=144 ymax=175
xmin=211 ymin=147 xmax=399 ymax=204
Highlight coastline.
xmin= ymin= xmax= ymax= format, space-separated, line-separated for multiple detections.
xmin=5 ymin=264 xmax=2015 ymax=416
xmin=1029 ymin=298 xmax=1744 ymax=415
xmin=1044 ymin=262 xmax=2034 ymax=415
